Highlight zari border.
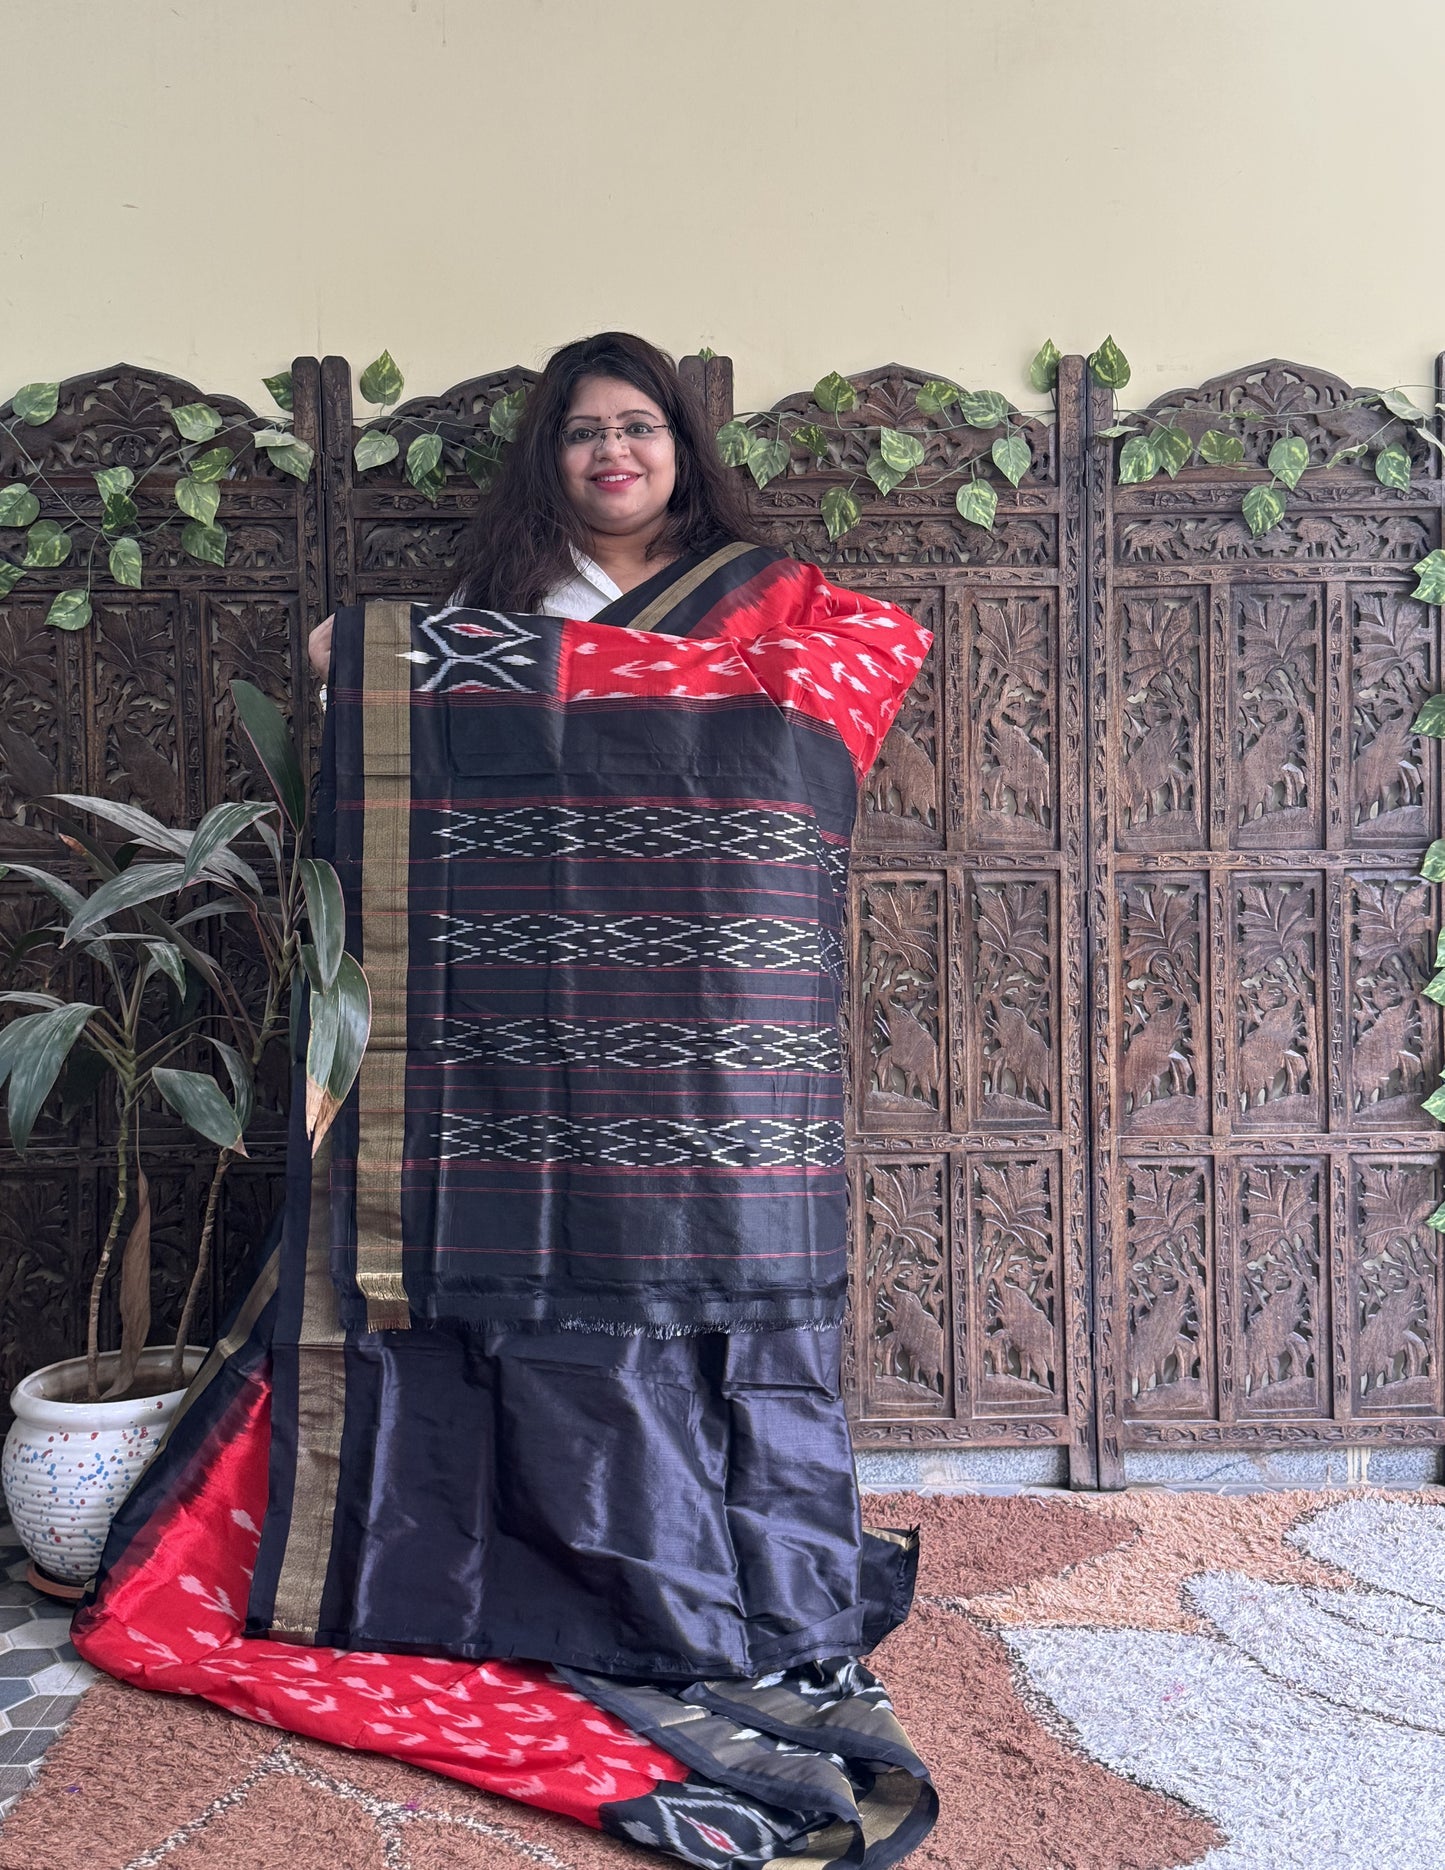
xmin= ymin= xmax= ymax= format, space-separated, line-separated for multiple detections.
xmin=354 ymin=599 xmax=414 ymax=1331
xmin=623 ymin=540 xmax=755 ymax=633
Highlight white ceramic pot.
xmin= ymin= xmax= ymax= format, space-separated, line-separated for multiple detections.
xmin=2 ymin=1345 xmax=205 ymax=1585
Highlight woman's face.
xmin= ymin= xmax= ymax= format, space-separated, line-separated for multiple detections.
xmin=558 ymin=374 xmax=677 ymax=543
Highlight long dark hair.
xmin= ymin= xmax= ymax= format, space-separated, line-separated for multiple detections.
xmin=444 ymin=332 xmax=759 ymax=612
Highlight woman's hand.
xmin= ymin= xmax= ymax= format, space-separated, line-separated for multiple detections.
xmin=308 ymin=614 xmax=334 ymax=678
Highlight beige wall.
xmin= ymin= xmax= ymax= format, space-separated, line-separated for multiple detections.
xmin=6 ymin=0 xmax=1441 ymax=415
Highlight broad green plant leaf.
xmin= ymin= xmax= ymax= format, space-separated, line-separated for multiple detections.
xmin=63 ymin=861 xmax=189 ymax=942
xmin=1087 ymin=336 xmax=1131 ymax=389
xmin=45 ymin=590 xmax=91 ymax=632
xmin=2 ymin=1003 xmax=97 ymax=1154
xmin=188 ymin=446 xmax=235 ymax=483
xmin=152 ymin=1067 xmax=248 ymax=1154
xmin=1118 ymin=436 xmax=1159 ymax=484
xmin=878 ymin=427 xmax=925 ymax=474
xmin=812 ymin=371 xmax=856 ymax=415
xmin=175 ymin=475 xmax=221 ymax=526
xmin=263 ymin=371 xmax=294 ymax=411
xmin=956 ymin=480 xmax=997 ymax=530
xmin=204 ymin=1036 xmax=254 ymax=1133
xmin=991 ymin=433 xmax=1030 ymax=487
xmin=108 ymin=538 xmax=142 ymax=588
xmin=0 ymin=484 xmax=39 ymax=527
xmin=1267 ymin=436 xmax=1309 ymax=489
xmin=1095 ymin=423 xmax=1138 ymax=439
xmin=405 ymin=432 xmax=446 ymax=500
xmin=715 ymin=421 xmax=754 ymax=467
xmin=142 ymin=939 xmax=187 ymax=997
xmin=866 ymin=451 xmax=905 ymax=496
xmin=1412 ymin=550 xmax=1445 ymax=605
xmin=1425 ymin=1083 xmax=1445 ymax=1123
xmin=1153 ymin=426 xmax=1193 ymax=478
xmin=179 ymin=799 xmax=275 ymax=890
xmin=1412 ymin=693 xmax=1445 ymax=735
xmin=300 ymin=857 xmax=346 ymax=991
xmin=790 ymin=423 xmax=831 ymax=461
xmin=231 ymin=678 xmax=306 ymax=831
xmin=0 ymin=563 xmax=24 ymax=596
xmin=358 ymin=351 xmax=404 ymax=406
xmin=181 ymin=521 xmax=227 ymax=566
xmin=1028 ymin=340 xmax=1061 ymax=393
xmin=914 ymin=380 xmax=958 ymax=415
xmin=959 ymin=390 xmax=1010 ymax=430
xmin=1203 ymin=431 xmax=1248 ymax=467
xmin=354 ymin=428 xmax=400 ymax=471
xmin=1242 ymin=484 xmax=1286 ymax=537
xmin=489 ymin=389 xmax=526 ymax=441
xmin=1421 ymin=839 xmax=1445 ymax=881
xmin=171 ymin=402 xmax=223 ymax=442
xmin=1325 ymin=443 xmax=1368 ymax=468
xmin=1429 ymin=1199 xmax=1445 ymax=1231
xmin=1375 ymin=445 xmax=1411 ymax=490
xmin=1422 ymin=968 xmax=1445 ymax=1007
xmin=746 ymin=436 xmax=789 ymax=489
xmin=265 ymin=436 xmax=314 ymax=480
xmin=820 ymin=487 xmax=860 ymax=541
xmin=94 ymin=467 xmax=135 ymax=503
xmin=101 ymin=493 xmax=137 ymax=532
xmin=12 ymin=383 xmax=59 ymax=426
xmin=463 ymin=440 xmax=503 ymax=488
xmin=306 ymin=950 xmax=371 ymax=1147
xmin=1380 ymin=387 xmax=1428 ymax=421
xmin=23 ymin=520 xmax=71 ymax=567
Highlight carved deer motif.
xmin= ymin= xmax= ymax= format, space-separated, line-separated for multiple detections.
xmin=1357 ymin=1282 xmax=1433 ymax=1395
xmin=874 ymin=1001 xmax=938 ymax=1104
xmin=988 ymin=1003 xmax=1053 ymax=1109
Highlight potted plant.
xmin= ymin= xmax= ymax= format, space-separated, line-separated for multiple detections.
xmin=0 ymin=681 xmax=369 ymax=1593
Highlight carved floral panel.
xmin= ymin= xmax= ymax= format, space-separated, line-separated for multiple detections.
xmin=91 ymin=595 xmax=187 ymax=824
xmin=1236 ymin=1159 xmax=1326 ymax=1418
xmin=1352 ymin=1159 xmax=1442 ymax=1415
xmin=0 ymin=598 xmax=68 ymax=852
xmin=860 ymin=589 xmax=942 ymax=846
xmin=861 ymin=1157 xmax=950 ymax=1414
xmin=1234 ymin=877 xmax=1321 ymax=1130
xmin=966 ymin=876 xmax=1057 ymax=1127
xmin=1123 ymin=1162 xmax=1213 ymax=1418
xmin=1117 ymin=878 xmax=1208 ymax=1134
xmin=969 ymin=1157 xmax=1062 ymax=1413
xmin=1115 ymin=590 xmax=1206 ymax=850
xmin=1348 ymin=876 xmax=1436 ymax=1128
xmin=1231 ymin=588 xmax=1320 ymax=849
xmin=1350 ymin=589 xmax=1433 ymax=844
xmin=959 ymin=592 xmax=1056 ymax=849
xmin=205 ymin=596 xmax=299 ymax=805
xmin=857 ymin=876 xmax=943 ymax=1126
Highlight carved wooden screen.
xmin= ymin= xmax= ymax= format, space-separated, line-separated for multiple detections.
xmin=690 ymin=356 xmax=1096 ymax=1482
xmin=0 ymin=362 xmax=326 ymax=1400
xmin=1088 ymin=361 xmax=1445 ymax=1485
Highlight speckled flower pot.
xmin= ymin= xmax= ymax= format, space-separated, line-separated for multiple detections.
xmin=2 ymin=1346 xmax=205 ymax=1586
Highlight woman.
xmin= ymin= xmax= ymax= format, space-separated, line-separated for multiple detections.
xmin=74 ymin=334 xmax=937 ymax=1868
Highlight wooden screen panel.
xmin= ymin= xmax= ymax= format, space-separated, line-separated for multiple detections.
xmin=1090 ymin=360 xmax=1445 ymax=1483
xmin=0 ymin=363 xmax=321 ymax=1401
xmin=720 ymin=359 xmax=1094 ymax=1479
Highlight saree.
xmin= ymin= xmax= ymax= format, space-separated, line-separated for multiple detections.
xmin=73 ymin=544 xmax=938 ymax=1868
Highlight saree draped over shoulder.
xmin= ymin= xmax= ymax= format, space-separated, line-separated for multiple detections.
xmin=74 ymin=545 xmax=939 ymax=1870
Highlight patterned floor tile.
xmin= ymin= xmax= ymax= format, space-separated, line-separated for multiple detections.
xmin=0 ymin=1519 xmax=91 ymax=1820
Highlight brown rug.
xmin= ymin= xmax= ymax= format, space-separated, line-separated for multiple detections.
xmin=12 ymin=1487 xmax=1432 ymax=1870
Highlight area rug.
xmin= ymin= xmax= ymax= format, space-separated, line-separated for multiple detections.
xmin=5 ymin=1486 xmax=1445 ymax=1870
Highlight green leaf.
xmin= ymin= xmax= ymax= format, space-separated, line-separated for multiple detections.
xmin=1375 ymin=445 xmax=1412 ymax=491
xmin=1413 ymin=551 xmax=1445 ymax=606
xmin=141 ymin=939 xmax=187 ymax=998
xmin=0 ymin=562 xmax=25 ymax=596
xmin=914 ymin=380 xmax=958 ymax=415
xmin=171 ymin=402 xmax=223 ymax=443
xmin=63 ymin=861 xmax=188 ymax=942
xmin=180 ymin=520 xmax=227 ymax=566
xmin=1087 ymin=336 xmax=1131 ymax=389
xmin=179 ymin=799 xmax=275 ymax=890
xmin=1325 ymin=443 xmax=1369 ymax=468
xmin=1153 ymin=426 xmax=1193 ymax=478
xmin=305 ymin=950 xmax=371 ymax=1147
xmin=1412 ymin=693 xmax=1445 ymax=736
xmin=265 ymin=436 xmax=314 ymax=481
xmin=108 ymin=538 xmax=142 ymax=589
xmin=299 ymin=857 xmax=345 ymax=992
xmin=1417 ymin=425 xmax=1445 ymax=459
xmin=100 ymin=493 xmax=137 ymax=532
xmin=0 ymin=484 xmax=39 ymax=527
xmin=489 ymin=389 xmax=527 ymax=442
xmin=1423 ymin=968 xmax=1445 ymax=1007
xmin=23 ymin=520 xmax=71 ymax=568
xmin=820 ymin=486 xmax=861 ymax=542
xmin=866 ymin=450 xmax=905 ymax=496
xmin=1422 ymin=839 xmax=1445 ymax=881
xmin=1118 ymin=436 xmax=1159 ymax=485
xmin=715 ymin=420 xmax=754 ymax=467
xmin=93 ymin=466 xmax=134 ymax=503
xmin=188 ymin=445 xmax=235 ymax=483
xmin=878 ymin=427 xmax=925 ymax=474
xmin=152 ymin=1067 xmax=246 ymax=1153
xmin=1095 ymin=423 xmax=1138 ymax=439
xmin=12 ymin=382 xmax=59 ymax=426
xmin=204 ymin=1036 xmax=254 ymax=1134
xmin=2 ymin=1003 xmax=97 ymax=1154
xmin=812 ymin=371 xmax=857 ymax=415
xmin=1267 ymin=436 xmax=1309 ymax=490
xmin=1028 ymin=340 xmax=1061 ymax=393
xmin=992 ymin=433 xmax=1031 ymax=487
xmin=175 ymin=475 xmax=221 ymax=526
xmin=1242 ymin=484 xmax=1286 ymax=537
xmin=353 ymin=428 xmax=400 ymax=472
xmin=1425 ymin=1084 xmax=1445 ymax=1123
xmin=405 ymin=432 xmax=446 ymax=500
xmin=956 ymin=480 xmax=997 ymax=530
xmin=463 ymin=440 xmax=503 ymax=488
xmin=44 ymin=589 xmax=90 ymax=632
xmin=263 ymin=370 xmax=294 ymax=411
xmin=358 ymin=351 xmax=405 ymax=406
xmin=959 ymin=389 xmax=1010 ymax=430
xmin=0 ymin=860 xmax=85 ymax=918
xmin=1380 ymin=387 xmax=1428 ymax=422
xmin=790 ymin=423 xmax=831 ymax=462
xmin=1428 ymin=1199 xmax=1445 ymax=1232
xmin=231 ymin=678 xmax=306 ymax=831
xmin=695 ymin=346 xmax=716 ymax=362
xmin=746 ymin=436 xmax=789 ymax=489
xmin=1196 ymin=428 xmax=1241 ymax=465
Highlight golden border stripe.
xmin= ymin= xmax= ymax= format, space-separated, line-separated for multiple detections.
xmin=354 ymin=600 xmax=413 ymax=1331
xmin=625 ymin=540 xmax=754 ymax=633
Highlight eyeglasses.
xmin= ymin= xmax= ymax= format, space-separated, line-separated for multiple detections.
xmin=560 ymin=422 xmax=673 ymax=449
